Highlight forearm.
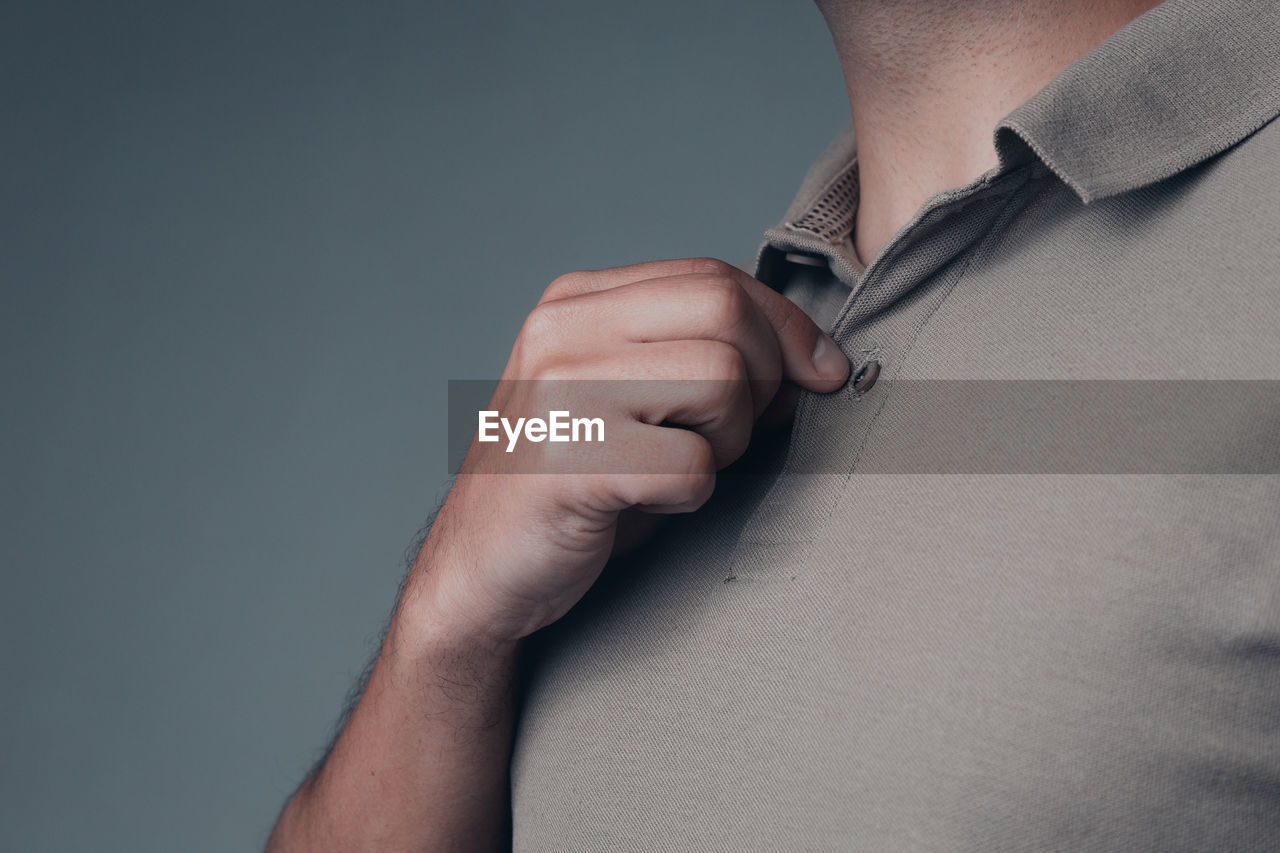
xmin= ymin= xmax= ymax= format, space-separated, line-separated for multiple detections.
xmin=267 ymin=566 xmax=521 ymax=852
xmin=267 ymin=256 xmax=847 ymax=849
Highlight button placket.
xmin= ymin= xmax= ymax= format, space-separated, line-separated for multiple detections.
xmin=723 ymin=166 xmax=1044 ymax=583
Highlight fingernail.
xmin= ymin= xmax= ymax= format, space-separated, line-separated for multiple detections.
xmin=811 ymin=334 xmax=849 ymax=379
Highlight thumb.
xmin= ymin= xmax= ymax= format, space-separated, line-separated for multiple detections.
xmin=736 ymin=273 xmax=850 ymax=393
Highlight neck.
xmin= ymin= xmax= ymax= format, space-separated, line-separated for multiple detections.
xmin=814 ymin=0 xmax=1161 ymax=265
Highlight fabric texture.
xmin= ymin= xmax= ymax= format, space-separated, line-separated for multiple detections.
xmin=511 ymin=1 xmax=1280 ymax=849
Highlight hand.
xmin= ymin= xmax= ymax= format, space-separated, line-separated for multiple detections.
xmin=409 ymin=258 xmax=849 ymax=645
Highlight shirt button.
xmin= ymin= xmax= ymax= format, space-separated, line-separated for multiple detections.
xmin=852 ymin=359 xmax=880 ymax=393
xmin=784 ymin=251 xmax=828 ymax=267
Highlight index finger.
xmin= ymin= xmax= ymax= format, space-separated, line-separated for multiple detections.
xmin=541 ymin=256 xmax=849 ymax=393
xmin=539 ymin=258 xmax=748 ymax=303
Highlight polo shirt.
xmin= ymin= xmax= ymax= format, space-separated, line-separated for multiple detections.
xmin=510 ymin=1 xmax=1280 ymax=849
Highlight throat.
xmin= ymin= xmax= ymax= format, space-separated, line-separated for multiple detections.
xmin=813 ymin=0 xmax=1162 ymax=264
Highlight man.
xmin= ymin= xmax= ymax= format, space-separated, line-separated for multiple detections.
xmin=269 ymin=0 xmax=1280 ymax=849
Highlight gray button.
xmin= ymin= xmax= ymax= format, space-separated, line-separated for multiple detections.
xmin=852 ymin=359 xmax=880 ymax=393
xmin=784 ymin=251 xmax=828 ymax=267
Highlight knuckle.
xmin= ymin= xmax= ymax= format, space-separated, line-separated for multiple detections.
xmin=699 ymin=277 xmax=750 ymax=328
xmin=684 ymin=256 xmax=738 ymax=278
xmin=771 ymin=301 xmax=806 ymax=342
xmin=519 ymin=301 xmax=566 ymax=342
xmin=630 ymin=428 xmax=716 ymax=509
xmin=713 ymin=379 xmax=751 ymax=421
xmin=512 ymin=303 xmax=573 ymax=373
xmin=540 ymin=271 xmax=589 ymax=302
xmin=714 ymin=424 xmax=752 ymax=470
xmin=674 ymin=431 xmax=716 ymax=478
xmin=700 ymin=341 xmax=747 ymax=381
xmin=528 ymin=358 xmax=577 ymax=384
xmin=712 ymin=389 xmax=754 ymax=457
xmin=681 ymin=469 xmax=717 ymax=509
xmin=726 ymin=422 xmax=752 ymax=461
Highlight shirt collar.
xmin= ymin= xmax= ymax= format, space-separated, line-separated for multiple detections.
xmin=761 ymin=0 xmax=1280 ymax=285
xmin=996 ymin=0 xmax=1280 ymax=204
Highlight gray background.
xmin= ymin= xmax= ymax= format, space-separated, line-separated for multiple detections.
xmin=1 ymin=1 xmax=845 ymax=849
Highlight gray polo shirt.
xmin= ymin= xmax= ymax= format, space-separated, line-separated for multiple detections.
xmin=511 ymin=1 xmax=1280 ymax=849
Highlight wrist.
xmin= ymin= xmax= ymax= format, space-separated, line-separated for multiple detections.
xmin=391 ymin=554 xmax=525 ymax=662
